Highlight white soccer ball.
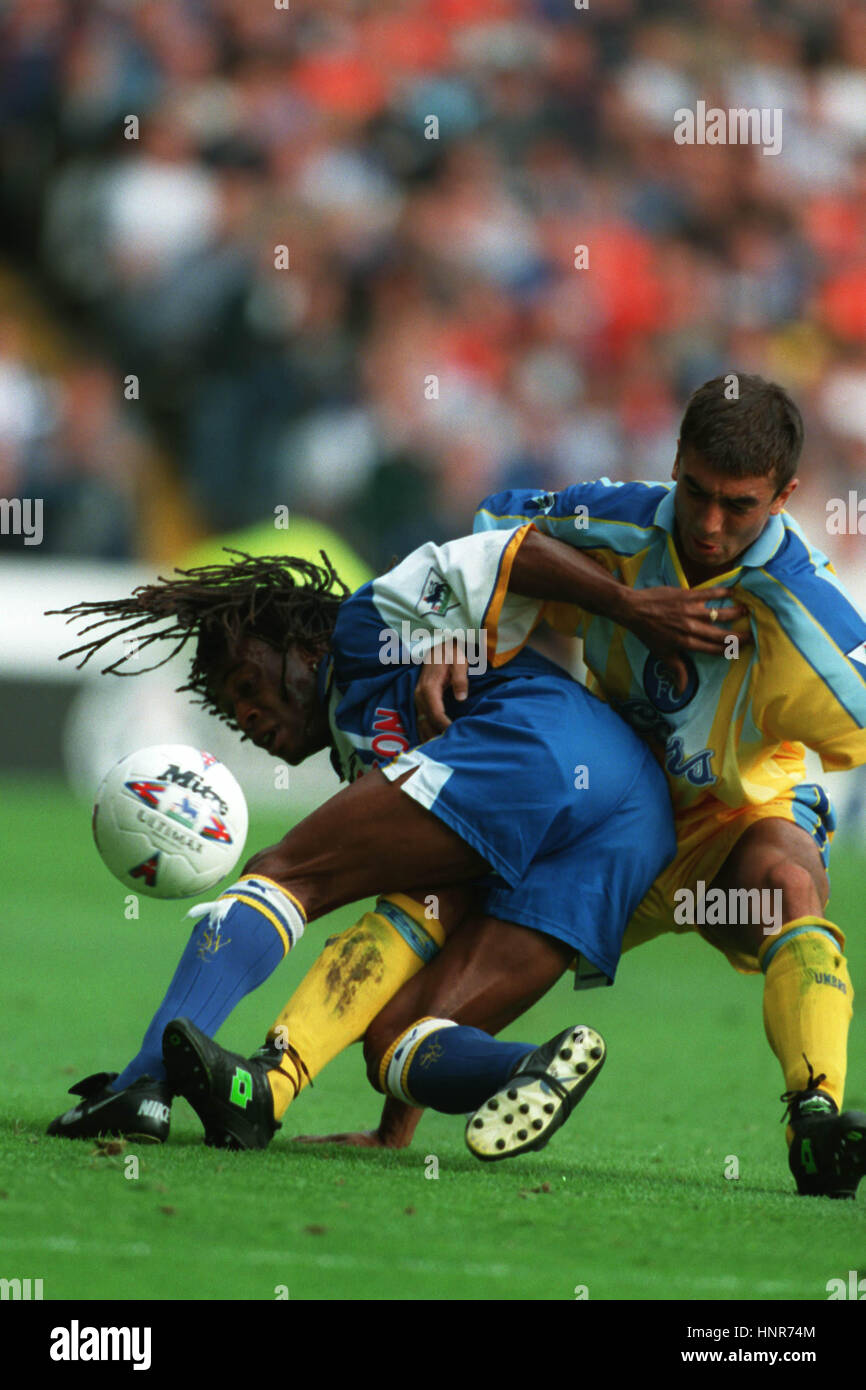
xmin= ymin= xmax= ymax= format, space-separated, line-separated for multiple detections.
xmin=92 ymin=744 xmax=249 ymax=899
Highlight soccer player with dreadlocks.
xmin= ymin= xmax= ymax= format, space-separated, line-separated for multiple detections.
xmin=47 ymin=527 xmax=681 ymax=1159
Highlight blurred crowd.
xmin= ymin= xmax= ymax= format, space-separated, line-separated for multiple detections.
xmin=1 ymin=0 xmax=866 ymax=568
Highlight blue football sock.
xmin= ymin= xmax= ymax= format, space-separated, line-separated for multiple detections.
xmin=383 ymin=1019 xmax=535 ymax=1114
xmin=112 ymin=877 xmax=304 ymax=1090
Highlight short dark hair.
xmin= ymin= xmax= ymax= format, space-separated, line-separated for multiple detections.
xmin=678 ymin=374 xmax=804 ymax=493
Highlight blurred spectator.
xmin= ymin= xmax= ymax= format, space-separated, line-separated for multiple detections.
xmin=0 ymin=0 xmax=864 ymax=569
xmin=0 ymin=348 xmax=143 ymax=557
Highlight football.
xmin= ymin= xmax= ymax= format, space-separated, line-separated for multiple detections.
xmin=92 ymin=744 xmax=249 ymax=899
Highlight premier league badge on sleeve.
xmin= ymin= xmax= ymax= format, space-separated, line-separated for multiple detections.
xmin=417 ymin=568 xmax=459 ymax=617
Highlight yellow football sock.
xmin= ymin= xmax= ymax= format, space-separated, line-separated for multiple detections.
xmin=759 ymin=918 xmax=852 ymax=1137
xmin=265 ymin=894 xmax=446 ymax=1119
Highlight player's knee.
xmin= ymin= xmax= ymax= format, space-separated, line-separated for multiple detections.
xmin=760 ymin=857 xmax=824 ymax=915
xmin=241 ymin=845 xmax=306 ymax=903
xmin=242 ymin=844 xmax=284 ymax=879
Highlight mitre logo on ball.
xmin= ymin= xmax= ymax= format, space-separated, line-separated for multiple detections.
xmin=92 ymin=744 xmax=249 ymax=899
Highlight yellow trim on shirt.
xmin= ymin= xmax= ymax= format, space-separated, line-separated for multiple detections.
xmin=483 ymin=523 xmax=543 ymax=667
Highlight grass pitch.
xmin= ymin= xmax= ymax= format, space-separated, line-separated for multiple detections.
xmin=2 ymin=776 xmax=865 ymax=1302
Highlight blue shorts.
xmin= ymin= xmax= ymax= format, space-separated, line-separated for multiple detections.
xmin=381 ymin=656 xmax=677 ymax=981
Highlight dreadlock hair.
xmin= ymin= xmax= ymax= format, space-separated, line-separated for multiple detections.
xmin=48 ymin=550 xmax=350 ymax=728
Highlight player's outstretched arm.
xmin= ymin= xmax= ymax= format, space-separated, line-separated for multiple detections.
xmin=510 ymin=528 xmax=748 ymax=671
xmin=414 ymin=527 xmax=751 ymax=730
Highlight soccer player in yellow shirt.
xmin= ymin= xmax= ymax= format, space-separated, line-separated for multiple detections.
xmin=405 ymin=373 xmax=866 ymax=1197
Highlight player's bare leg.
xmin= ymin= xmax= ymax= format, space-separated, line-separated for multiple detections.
xmin=704 ymin=817 xmax=829 ymax=953
xmin=703 ymin=817 xmax=864 ymax=1198
xmin=243 ymin=768 xmax=488 ymax=918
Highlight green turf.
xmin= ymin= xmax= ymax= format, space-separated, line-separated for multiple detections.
xmin=2 ymin=775 xmax=865 ymax=1301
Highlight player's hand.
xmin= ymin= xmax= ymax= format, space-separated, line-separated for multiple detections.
xmin=414 ymin=639 xmax=471 ymax=738
xmin=623 ymin=585 xmax=751 ymax=693
xmin=292 ymin=1097 xmax=423 ymax=1149
xmin=291 ymin=1129 xmax=408 ymax=1149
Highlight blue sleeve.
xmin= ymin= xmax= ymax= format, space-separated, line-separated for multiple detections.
xmin=474 ymin=480 xmax=669 ymax=552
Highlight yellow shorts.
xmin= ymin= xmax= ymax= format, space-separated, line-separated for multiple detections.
xmin=623 ymin=783 xmax=837 ymax=974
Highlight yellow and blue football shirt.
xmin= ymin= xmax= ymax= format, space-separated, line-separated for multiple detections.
xmin=474 ymin=482 xmax=866 ymax=822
